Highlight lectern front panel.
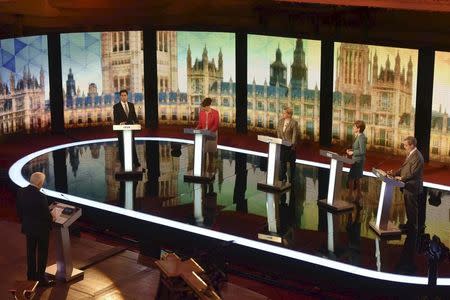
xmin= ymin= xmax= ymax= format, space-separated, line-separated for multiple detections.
xmin=123 ymin=130 xmax=133 ymax=172
xmin=193 ymin=134 xmax=204 ymax=177
xmin=266 ymin=143 xmax=279 ymax=186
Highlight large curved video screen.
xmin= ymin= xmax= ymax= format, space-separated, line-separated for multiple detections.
xmin=431 ymin=51 xmax=450 ymax=165
xmin=61 ymin=31 xmax=145 ymax=128
xmin=247 ymin=34 xmax=321 ymax=141
xmin=156 ymin=31 xmax=236 ymax=128
xmin=333 ymin=42 xmax=418 ymax=155
xmin=0 ymin=35 xmax=50 ymax=134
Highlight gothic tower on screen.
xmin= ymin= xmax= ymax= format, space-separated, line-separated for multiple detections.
xmin=290 ymin=39 xmax=308 ymax=90
xmin=333 ymin=42 xmax=414 ymax=154
xmin=101 ymin=31 xmax=178 ymax=94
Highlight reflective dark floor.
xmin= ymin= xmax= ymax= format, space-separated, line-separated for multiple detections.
xmin=21 ymin=141 xmax=450 ymax=279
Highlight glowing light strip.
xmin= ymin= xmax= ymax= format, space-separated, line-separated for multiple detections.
xmin=7 ymin=138 xmax=450 ymax=286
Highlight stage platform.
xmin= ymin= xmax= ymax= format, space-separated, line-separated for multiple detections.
xmin=7 ymin=137 xmax=450 ymax=293
xmin=1 ymin=125 xmax=449 ymax=187
xmin=0 ymin=221 xmax=274 ymax=300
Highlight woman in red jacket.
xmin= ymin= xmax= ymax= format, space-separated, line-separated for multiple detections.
xmin=196 ymin=97 xmax=219 ymax=171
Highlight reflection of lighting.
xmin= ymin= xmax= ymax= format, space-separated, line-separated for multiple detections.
xmin=428 ymin=190 xmax=442 ymax=207
xmin=170 ymin=143 xmax=182 ymax=157
xmin=8 ymin=138 xmax=450 ymax=286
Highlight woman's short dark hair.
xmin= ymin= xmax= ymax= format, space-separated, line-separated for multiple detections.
xmin=119 ymin=89 xmax=128 ymax=95
xmin=201 ymin=97 xmax=212 ymax=107
xmin=354 ymin=120 xmax=366 ymax=133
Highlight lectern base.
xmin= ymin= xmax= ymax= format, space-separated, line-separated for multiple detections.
xmin=45 ymin=264 xmax=84 ymax=282
xmin=257 ymin=181 xmax=291 ymax=193
xmin=258 ymin=232 xmax=283 ymax=244
xmin=369 ymin=221 xmax=402 ymax=237
xmin=317 ymin=199 xmax=354 ymax=213
xmin=184 ymin=171 xmax=215 ymax=183
xmin=115 ymin=167 xmax=144 ymax=180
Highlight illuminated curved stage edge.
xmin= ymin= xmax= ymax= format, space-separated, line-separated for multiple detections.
xmin=8 ymin=137 xmax=450 ymax=287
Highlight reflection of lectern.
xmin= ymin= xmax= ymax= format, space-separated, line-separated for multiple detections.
xmin=370 ymin=168 xmax=405 ymax=236
xmin=183 ymin=128 xmax=216 ymax=182
xmin=46 ymin=202 xmax=83 ymax=281
xmin=113 ymin=124 xmax=143 ymax=180
xmin=318 ymin=150 xmax=355 ymax=212
xmin=327 ymin=212 xmax=336 ymax=254
xmin=120 ymin=180 xmax=137 ymax=210
xmin=257 ymin=135 xmax=292 ymax=192
xmin=258 ymin=192 xmax=283 ymax=243
xmin=193 ymin=183 xmax=204 ymax=226
xmin=192 ymin=183 xmax=217 ymax=227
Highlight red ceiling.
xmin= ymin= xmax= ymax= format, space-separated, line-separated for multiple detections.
xmin=277 ymin=0 xmax=450 ymax=12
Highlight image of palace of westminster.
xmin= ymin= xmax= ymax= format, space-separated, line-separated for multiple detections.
xmin=1 ymin=31 xmax=448 ymax=162
xmin=334 ymin=43 xmax=449 ymax=162
xmin=0 ymin=66 xmax=50 ymax=134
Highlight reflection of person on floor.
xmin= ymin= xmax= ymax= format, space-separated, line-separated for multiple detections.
xmin=113 ymin=89 xmax=140 ymax=169
xmin=196 ymin=97 xmax=219 ymax=173
xmin=395 ymin=228 xmax=418 ymax=275
xmin=387 ymin=136 xmax=424 ymax=231
xmin=16 ymin=172 xmax=55 ymax=286
xmin=276 ymin=107 xmax=298 ymax=183
xmin=345 ymin=204 xmax=362 ymax=265
xmin=346 ymin=120 xmax=367 ymax=201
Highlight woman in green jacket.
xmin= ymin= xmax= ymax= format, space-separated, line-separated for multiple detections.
xmin=346 ymin=120 xmax=367 ymax=200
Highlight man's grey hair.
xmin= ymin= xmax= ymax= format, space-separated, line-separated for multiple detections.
xmin=403 ymin=136 xmax=417 ymax=147
xmin=30 ymin=172 xmax=46 ymax=188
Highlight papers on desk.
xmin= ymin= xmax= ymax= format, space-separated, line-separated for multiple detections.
xmin=51 ymin=207 xmax=66 ymax=224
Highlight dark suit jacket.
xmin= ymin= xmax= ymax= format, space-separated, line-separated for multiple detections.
xmin=16 ymin=185 xmax=52 ymax=236
xmin=394 ymin=149 xmax=424 ymax=194
xmin=276 ymin=118 xmax=299 ymax=145
xmin=113 ymin=101 xmax=139 ymax=125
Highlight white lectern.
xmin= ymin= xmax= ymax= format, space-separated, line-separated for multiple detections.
xmin=46 ymin=202 xmax=83 ymax=281
xmin=370 ymin=168 xmax=405 ymax=236
xmin=183 ymin=128 xmax=216 ymax=182
xmin=257 ymin=135 xmax=292 ymax=192
xmin=113 ymin=124 xmax=143 ymax=179
xmin=318 ymin=150 xmax=355 ymax=212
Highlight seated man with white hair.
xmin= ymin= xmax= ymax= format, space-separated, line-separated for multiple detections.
xmin=16 ymin=172 xmax=55 ymax=286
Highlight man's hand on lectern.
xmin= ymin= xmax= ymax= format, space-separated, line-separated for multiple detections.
xmin=120 ymin=122 xmax=126 ymax=125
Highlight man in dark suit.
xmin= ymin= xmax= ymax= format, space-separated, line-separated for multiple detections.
xmin=113 ymin=89 xmax=140 ymax=168
xmin=16 ymin=172 xmax=55 ymax=286
xmin=276 ymin=107 xmax=299 ymax=182
xmin=388 ymin=136 xmax=424 ymax=231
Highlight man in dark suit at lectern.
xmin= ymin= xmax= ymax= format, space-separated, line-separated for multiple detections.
xmin=16 ymin=172 xmax=55 ymax=286
xmin=113 ymin=89 xmax=140 ymax=168
xmin=387 ymin=136 xmax=424 ymax=232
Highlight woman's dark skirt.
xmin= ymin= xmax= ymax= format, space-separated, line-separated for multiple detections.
xmin=348 ymin=160 xmax=364 ymax=180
